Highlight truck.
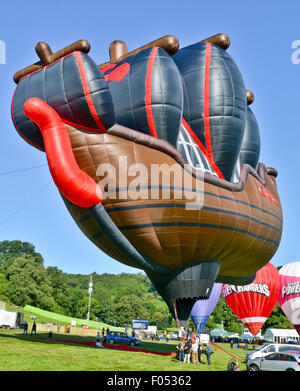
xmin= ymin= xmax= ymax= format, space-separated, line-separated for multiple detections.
xmin=0 ymin=309 xmax=24 ymax=329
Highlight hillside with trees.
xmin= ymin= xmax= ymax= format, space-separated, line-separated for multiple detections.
xmin=0 ymin=240 xmax=293 ymax=332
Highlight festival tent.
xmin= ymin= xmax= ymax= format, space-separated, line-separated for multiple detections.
xmin=210 ymin=328 xmax=229 ymax=337
xmin=241 ymin=332 xmax=254 ymax=339
xmin=263 ymin=328 xmax=300 ymax=343
xmin=227 ymin=333 xmax=241 ymax=340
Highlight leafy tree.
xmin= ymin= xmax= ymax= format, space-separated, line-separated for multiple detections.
xmin=0 ymin=240 xmax=43 ymax=270
xmin=0 ymin=240 xmax=293 ymax=332
xmin=62 ymin=289 xmax=85 ymax=318
xmin=0 ymin=272 xmax=7 ymax=295
xmin=4 ymin=255 xmax=55 ymax=310
xmin=262 ymin=304 xmax=293 ymax=333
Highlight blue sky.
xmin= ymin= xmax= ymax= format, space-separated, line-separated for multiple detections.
xmin=0 ymin=0 xmax=299 ymax=275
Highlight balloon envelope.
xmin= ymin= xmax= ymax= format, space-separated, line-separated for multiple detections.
xmin=278 ymin=262 xmax=300 ymax=336
xmin=222 ymin=263 xmax=280 ymax=336
xmin=11 ymin=37 xmax=283 ymax=329
xmin=190 ymin=283 xmax=222 ymax=332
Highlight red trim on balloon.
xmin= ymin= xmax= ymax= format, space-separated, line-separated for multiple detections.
xmin=181 ymin=117 xmax=225 ymax=179
xmin=103 ymin=62 xmax=130 ymax=82
xmin=23 ymin=98 xmax=102 ymax=208
xmin=75 ymin=51 xmax=107 ymax=132
xmin=62 ymin=118 xmax=106 ymax=133
xmin=182 ymin=117 xmax=208 ymax=156
xmin=145 ymin=47 xmax=159 ymax=138
xmin=204 ymin=43 xmax=213 ymax=159
xmin=100 ymin=63 xmax=117 ymax=74
xmin=173 ymin=299 xmax=180 ymax=329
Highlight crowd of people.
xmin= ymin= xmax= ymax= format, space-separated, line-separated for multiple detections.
xmin=21 ymin=320 xmax=215 ymax=367
xmin=176 ymin=335 xmax=213 ymax=365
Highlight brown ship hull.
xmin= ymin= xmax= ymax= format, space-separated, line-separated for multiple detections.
xmin=63 ymin=123 xmax=282 ymax=283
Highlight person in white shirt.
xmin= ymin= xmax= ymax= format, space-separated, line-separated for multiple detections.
xmin=191 ymin=339 xmax=199 ymax=363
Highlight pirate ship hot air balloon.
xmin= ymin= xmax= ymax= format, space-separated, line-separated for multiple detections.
xmin=11 ymin=34 xmax=283 ymax=327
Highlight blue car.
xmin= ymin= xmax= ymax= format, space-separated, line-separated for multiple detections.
xmin=106 ymin=331 xmax=141 ymax=346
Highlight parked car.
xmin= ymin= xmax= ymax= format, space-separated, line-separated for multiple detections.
xmin=245 ymin=343 xmax=300 ymax=362
xmin=247 ymin=351 xmax=300 ymax=371
xmin=106 ymin=331 xmax=141 ymax=346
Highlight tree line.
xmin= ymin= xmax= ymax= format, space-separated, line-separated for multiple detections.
xmin=0 ymin=240 xmax=292 ymax=332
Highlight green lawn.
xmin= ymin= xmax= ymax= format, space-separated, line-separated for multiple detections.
xmin=0 ymin=329 xmax=250 ymax=371
xmin=4 ymin=303 xmax=122 ymax=331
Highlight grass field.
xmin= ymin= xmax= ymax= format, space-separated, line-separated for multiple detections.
xmin=0 ymin=329 xmax=250 ymax=371
xmin=23 ymin=305 xmax=123 ymax=330
xmin=4 ymin=303 xmax=122 ymax=331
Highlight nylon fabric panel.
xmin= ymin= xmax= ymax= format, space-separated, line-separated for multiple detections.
xmin=173 ymin=43 xmax=247 ymax=181
xmin=12 ymin=74 xmax=45 ymax=150
xmin=239 ymin=107 xmax=260 ymax=169
xmin=150 ymin=49 xmax=183 ymax=147
xmin=81 ymin=53 xmax=115 ymax=130
xmin=208 ymin=44 xmax=247 ymax=180
xmin=63 ymin=54 xmax=100 ymax=129
xmin=279 ymin=262 xmax=300 ymax=334
xmin=105 ymin=52 xmax=149 ymax=135
xmin=45 ymin=60 xmax=77 ymax=123
xmin=172 ymin=44 xmax=206 ymax=148
xmin=104 ymin=48 xmax=183 ymax=147
xmin=190 ymin=283 xmax=221 ymax=332
xmin=12 ymin=52 xmax=115 ymax=150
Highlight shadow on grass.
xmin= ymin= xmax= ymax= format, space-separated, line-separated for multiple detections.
xmin=0 ymin=331 xmax=178 ymax=355
xmin=0 ymin=332 xmax=98 ymax=350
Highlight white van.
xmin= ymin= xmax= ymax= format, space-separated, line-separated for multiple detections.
xmin=245 ymin=343 xmax=300 ymax=362
xmin=0 ymin=309 xmax=18 ymax=328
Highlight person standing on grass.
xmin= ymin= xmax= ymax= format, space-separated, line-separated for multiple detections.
xmin=96 ymin=332 xmax=101 ymax=346
xmin=176 ymin=341 xmax=185 ymax=363
xmin=191 ymin=339 xmax=198 ymax=364
xmin=183 ymin=338 xmax=192 ymax=364
xmin=31 ymin=322 xmax=37 ymax=336
xmin=23 ymin=321 xmax=28 ymax=335
xmin=205 ymin=343 xmax=212 ymax=366
xmin=197 ymin=342 xmax=203 ymax=363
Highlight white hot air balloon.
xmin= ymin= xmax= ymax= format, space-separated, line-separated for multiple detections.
xmin=278 ymin=262 xmax=300 ymax=335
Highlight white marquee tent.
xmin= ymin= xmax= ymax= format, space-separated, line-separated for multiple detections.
xmin=263 ymin=328 xmax=300 ymax=343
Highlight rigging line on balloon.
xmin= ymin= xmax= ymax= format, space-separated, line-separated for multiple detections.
xmin=0 ymin=163 xmax=48 ymax=176
xmin=0 ymin=181 xmax=51 ymax=227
